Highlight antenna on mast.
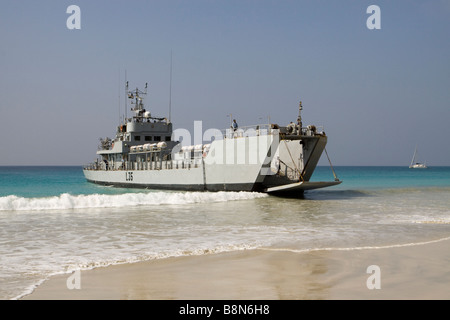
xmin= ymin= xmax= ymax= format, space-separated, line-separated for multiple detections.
xmin=169 ymin=50 xmax=173 ymax=123
xmin=125 ymin=70 xmax=128 ymax=122
xmin=118 ymin=68 xmax=121 ymax=124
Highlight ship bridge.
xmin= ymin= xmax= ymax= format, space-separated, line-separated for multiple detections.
xmin=97 ymin=82 xmax=177 ymax=157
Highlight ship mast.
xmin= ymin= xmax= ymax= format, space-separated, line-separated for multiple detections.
xmin=297 ymin=101 xmax=303 ymax=131
xmin=127 ymin=83 xmax=148 ymax=120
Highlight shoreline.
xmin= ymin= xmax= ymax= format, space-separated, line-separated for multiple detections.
xmin=21 ymin=238 xmax=450 ymax=300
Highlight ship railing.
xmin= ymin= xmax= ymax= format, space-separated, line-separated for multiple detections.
xmin=84 ymin=158 xmax=302 ymax=177
xmin=300 ymin=125 xmax=325 ymax=137
xmin=221 ymin=124 xmax=275 ymax=139
xmin=285 ymin=165 xmax=301 ymax=181
xmin=86 ymin=155 xmax=301 ymax=173
xmin=114 ymin=159 xmax=203 ymax=171
xmin=278 ymin=160 xmax=302 ymax=181
xmin=83 ymin=163 xmax=97 ymax=170
xmin=83 ymin=159 xmax=204 ymax=171
xmin=220 ymin=124 xmax=325 ymax=139
xmin=84 ymin=153 xmax=205 ymax=172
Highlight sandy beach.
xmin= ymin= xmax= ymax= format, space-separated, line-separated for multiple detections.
xmin=21 ymin=238 xmax=450 ymax=300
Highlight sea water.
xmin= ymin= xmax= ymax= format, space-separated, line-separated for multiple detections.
xmin=0 ymin=166 xmax=449 ymax=299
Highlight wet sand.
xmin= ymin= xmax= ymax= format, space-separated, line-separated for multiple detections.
xmin=22 ymin=238 xmax=450 ymax=300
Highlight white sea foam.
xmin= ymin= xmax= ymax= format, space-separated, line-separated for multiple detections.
xmin=260 ymin=236 xmax=450 ymax=254
xmin=0 ymin=191 xmax=268 ymax=211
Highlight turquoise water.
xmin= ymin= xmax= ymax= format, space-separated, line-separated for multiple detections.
xmin=0 ymin=166 xmax=449 ymax=299
xmin=0 ymin=166 xmax=124 ymax=198
xmin=312 ymin=166 xmax=450 ymax=190
xmin=2 ymin=166 xmax=449 ymax=198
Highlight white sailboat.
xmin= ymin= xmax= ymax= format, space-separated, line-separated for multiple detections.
xmin=409 ymin=146 xmax=427 ymax=169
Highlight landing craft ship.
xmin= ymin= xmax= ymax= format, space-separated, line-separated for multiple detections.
xmin=83 ymin=82 xmax=341 ymax=194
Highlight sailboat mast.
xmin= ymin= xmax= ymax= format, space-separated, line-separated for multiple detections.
xmin=410 ymin=145 xmax=417 ymax=167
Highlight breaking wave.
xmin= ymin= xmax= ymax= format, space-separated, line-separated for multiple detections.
xmin=0 ymin=191 xmax=268 ymax=211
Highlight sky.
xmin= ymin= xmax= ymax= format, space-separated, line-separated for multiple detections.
xmin=0 ymin=0 xmax=449 ymax=166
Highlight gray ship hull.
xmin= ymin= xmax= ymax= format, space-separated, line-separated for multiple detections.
xmin=83 ymin=132 xmax=340 ymax=194
xmin=84 ymin=168 xmax=259 ymax=192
